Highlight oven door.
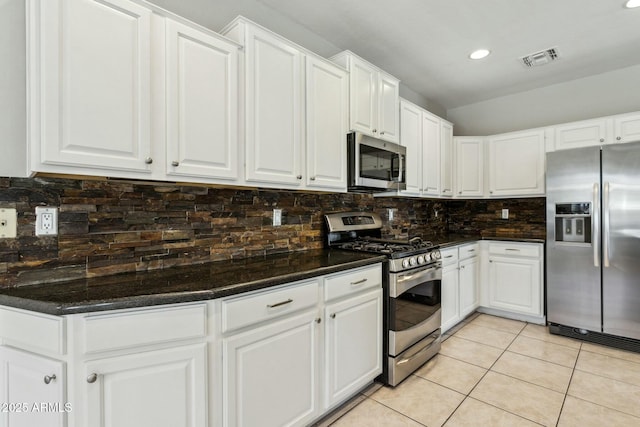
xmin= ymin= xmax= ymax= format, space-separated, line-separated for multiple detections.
xmin=388 ymin=263 xmax=442 ymax=356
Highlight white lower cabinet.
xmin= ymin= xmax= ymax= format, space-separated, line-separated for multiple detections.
xmin=83 ymin=344 xmax=207 ymax=427
xmin=485 ymin=242 xmax=544 ymax=321
xmin=440 ymin=243 xmax=480 ymax=333
xmin=222 ymin=310 xmax=319 ymax=427
xmin=0 ymin=347 xmax=65 ymax=427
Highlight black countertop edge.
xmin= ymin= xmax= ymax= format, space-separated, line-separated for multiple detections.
xmin=0 ymin=252 xmax=387 ymax=316
xmin=433 ymin=235 xmax=545 ymax=248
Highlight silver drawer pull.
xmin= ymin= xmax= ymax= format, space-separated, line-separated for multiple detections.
xmin=444 ymin=255 xmax=454 ymax=258
xmin=505 ymin=248 xmax=520 ymax=252
xmin=267 ymin=299 xmax=293 ymax=309
xmin=350 ymin=278 xmax=368 ymax=286
xmin=87 ymin=373 xmax=98 ymax=384
xmin=44 ymin=374 xmax=56 ymax=385
xmin=467 ymin=249 xmax=475 ymax=252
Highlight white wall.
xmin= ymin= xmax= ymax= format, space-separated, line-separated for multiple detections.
xmin=447 ymin=64 xmax=640 ymax=136
xmin=0 ymin=0 xmax=28 ymax=177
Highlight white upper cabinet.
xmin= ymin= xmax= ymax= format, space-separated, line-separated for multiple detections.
xmin=331 ymin=51 xmax=400 ymax=143
xmin=421 ymin=111 xmax=441 ymax=196
xmin=399 ymin=100 xmax=423 ymax=195
xmin=164 ymin=18 xmax=239 ymax=181
xmin=31 ymin=0 xmax=153 ymax=175
xmin=454 ymin=137 xmax=484 ymax=198
xmin=305 ymin=56 xmax=349 ymax=190
xmin=553 ymin=118 xmax=608 ymax=151
xmin=487 ymin=129 xmax=545 ymax=197
xmin=241 ymin=24 xmax=304 ymax=185
xmin=440 ymin=120 xmax=454 ymax=197
xmin=613 ymin=112 xmax=640 ymax=144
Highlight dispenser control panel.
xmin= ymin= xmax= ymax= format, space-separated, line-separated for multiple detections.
xmin=555 ymin=203 xmax=591 ymax=243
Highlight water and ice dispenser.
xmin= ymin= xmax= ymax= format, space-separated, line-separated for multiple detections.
xmin=555 ymin=203 xmax=591 ymax=243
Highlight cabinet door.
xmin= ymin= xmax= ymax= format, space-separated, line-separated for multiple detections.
xmin=349 ymin=56 xmax=377 ymax=136
xmin=84 ymin=344 xmax=207 ymax=427
xmin=0 ymin=347 xmax=65 ymax=427
xmin=454 ymin=137 xmax=484 ymax=197
xmin=614 ymin=113 xmax=640 ymax=144
xmin=440 ymin=121 xmax=454 ymax=196
xmin=399 ymin=100 xmax=423 ymax=195
xmin=488 ymin=130 xmax=545 ymax=197
xmin=421 ymin=112 xmax=441 ymax=196
xmin=165 ymin=19 xmax=239 ymax=181
xmin=305 ymin=56 xmax=348 ymax=190
xmin=459 ymin=257 xmax=479 ymax=318
xmin=34 ymin=0 xmax=153 ymax=174
xmin=441 ymin=264 xmax=459 ymax=333
xmin=223 ymin=310 xmax=319 ymax=427
xmin=488 ymin=256 xmax=541 ymax=316
xmin=324 ymin=289 xmax=382 ymax=409
xmin=553 ymin=119 xmax=607 ymax=150
xmin=377 ymin=73 xmax=400 ymax=143
xmin=244 ymin=26 xmax=303 ymax=185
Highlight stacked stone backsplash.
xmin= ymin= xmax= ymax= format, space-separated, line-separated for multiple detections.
xmin=446 ymin=198 xmax=546 ymax=239
xmin=0 ymin=176 xmax=447 ymax=287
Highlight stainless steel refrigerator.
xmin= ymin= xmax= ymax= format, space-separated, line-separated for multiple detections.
xmin=547 ymin=141 xmax=640 ymax=349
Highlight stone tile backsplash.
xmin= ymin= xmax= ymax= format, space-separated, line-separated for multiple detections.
xmin=0 ymin=176 xmax=544 ymax=287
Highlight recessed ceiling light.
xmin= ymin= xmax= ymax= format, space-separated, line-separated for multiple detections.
xmin=626 ymin=0 xmax=640 ymax=8
xmin=469 ymin=49 xmax=491 ymax=60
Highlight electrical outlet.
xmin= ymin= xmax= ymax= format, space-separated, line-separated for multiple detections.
xmin=36 ymin=207 xmax=58 ymax=236
xmin=388 ymin=208 xmax=396 ymax=221
xmin=272 ymin=209 xmax=282 ymax=226
xmin=0 ymin=208 xmax=17 ymax=238
xmin=502 ymin=208 xmax=509 ymax=220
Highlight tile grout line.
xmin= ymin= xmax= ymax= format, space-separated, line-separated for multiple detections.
xmin=555 ymin=340 xmax=583 ymax=426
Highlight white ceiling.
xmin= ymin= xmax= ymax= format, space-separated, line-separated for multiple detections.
xmin=253 ymin=0 xmax=640 ymax=110
xmin=152 ymin=0 xmax=640 ymax=111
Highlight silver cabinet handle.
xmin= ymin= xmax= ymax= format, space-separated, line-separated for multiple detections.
xmin=267 ymin=298 xmax=293 ymax=309
xmin=600 ymin=138 xmax=605 ymax=143
xmin=380 ymin=131 xmax=385 ymax=135
xmin=444 ymin=255 xmax=454 ymax=258
xmin=315 ymin=318 xmax=321 ymax=324
xmin=467 ymin=249 xmax=475 ymax=252
xmin=296 ymin=175 xmax=302 ymax=180
xmin=505 ymin=248 xmax=520 ymax=252
xmin=310 ymin=176 xmax=316 ymax=181
xmin=87 ymin=373 xmax=98 ymax=383
xmin=145 ymin=157 xmax=153 ymax=164
xmin=330 ymin=313 xmax=336 ymax=319
xmin=593 ymin=183 xmax=600 ymax=267
xmin=171 ymin=161 xmax=179 ymax=167
xmin=44 ymin=374 xmax=56 ymax=385
xmin=604 ymin=181 xmax=611 ymax=267
xmin=372 ymin=129 xmax=377 ymax=133
xmin=616 ymin=136 xmax=622 ymax=141
xmin=350 ymin=278 xmax=367 ymax=286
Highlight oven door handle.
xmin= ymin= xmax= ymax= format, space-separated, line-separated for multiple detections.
xmin=396 ymin=334 xmax=439 ymax=365
xmin=390 ymin=265 xmax=442 ymax=298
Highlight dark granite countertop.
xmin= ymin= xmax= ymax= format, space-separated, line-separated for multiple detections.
xmin=0 ymin=249 xmax=386 ymax=316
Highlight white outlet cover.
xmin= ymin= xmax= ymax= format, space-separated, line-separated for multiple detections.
xmin=0 ymin=208 xmax=17 ymax=238
xmin=501 ymin=208 xmax=509 ymax=219
xmin=273 ymin=209 xmax=282 ymax=226
xmin=36 ymin=206 xmax=58 ymax=236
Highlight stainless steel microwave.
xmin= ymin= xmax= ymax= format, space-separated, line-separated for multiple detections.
xmin=347 ymin=132 xmax=406 ymax=192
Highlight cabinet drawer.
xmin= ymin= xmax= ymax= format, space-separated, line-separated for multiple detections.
xmin=324 ymin=264 xmax=382 ymax=302
xmin=0 ymin=307 xmax=65 ymax=355
xmin=459 ymin=243 xmax=479 ymax=259
xmin=222 ymin=280 xmax=319 ymax=333
xmin=488 ymin=242 xmax=541 ymax=258
xmin=440 ymin=247 xmax=459 ymax=266
xmin=82 ymin=303 xmax=207 ymax=354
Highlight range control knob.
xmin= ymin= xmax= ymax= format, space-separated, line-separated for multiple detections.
xmin=402 ymin=259 xmax=410 ymax=268
xmin=417 ymin=255 xmax=425 ymax=264
xmin=409 ymin=257 xmax=417 ymax=266
xmin=432 ymin=250 xmax=441 ymax=260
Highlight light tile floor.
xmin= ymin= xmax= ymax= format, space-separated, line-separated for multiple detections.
xmin=314 ymin=312 xmax=640 ymax=427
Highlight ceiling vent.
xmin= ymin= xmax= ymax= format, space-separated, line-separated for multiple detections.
xmin=520 ymin=47 xmax=560 ymax=68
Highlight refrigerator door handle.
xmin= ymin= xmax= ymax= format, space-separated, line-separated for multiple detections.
xmin=604 ymin=181 xmax=611 ymax=267
xmin=593 ymin=183 xmax=600 ymax=267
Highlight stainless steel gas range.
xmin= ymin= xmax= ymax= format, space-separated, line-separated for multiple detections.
xmin=325 ymin=212 xmax=442 ymax=386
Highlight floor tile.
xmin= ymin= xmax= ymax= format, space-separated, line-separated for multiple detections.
xmin=439 ymin=336 xmax=504 ymax=369
xmin=508 ymin=335 xmax=579 ymax=368
xmin=492 ymin=350 xmax=573 ymax=393
xmin=557 ymin=396 xmax=640 ymax=427
xmin=580 ymin=342 xmax=640 ymax=364
xmin=330 ymin=398 xmax=423 ymax=427
xmin=414 ymin=354 xmax=487 ymax=395
xmin=371 ymin=375 xmax=465 ymax=427
xmin=313 ymin=395 xmax=366 ymax=427
xmin=519 ymin=324 xmax=582 ymax=349
xmin=444 ymin=397 xmax=540 ymax=427
xmin=359 ymin=382 xmax=383 ymax=397
xmin=467 ymin=314 xmax=526 ymax=335
xmin=576 ymin=349 xmax=640 ymax=387
xmin=568 ymin=370 xmax=640 ymax=418
xmin=470 ymin=371 xmax=564 ymax=426
xmin=453 ymin=323 xmax=517 ymax=349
